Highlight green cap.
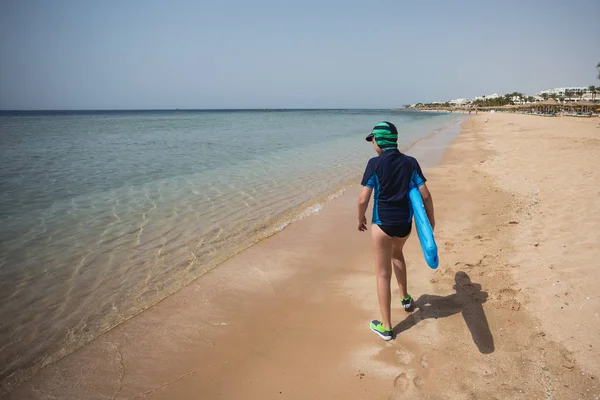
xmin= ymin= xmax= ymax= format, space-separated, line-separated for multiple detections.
xmin=365 ymin=121 xmax=398 ymax=151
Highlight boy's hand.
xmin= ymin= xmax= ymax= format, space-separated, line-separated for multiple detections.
xmin=358 ymin=215 xmax=368 ymax=232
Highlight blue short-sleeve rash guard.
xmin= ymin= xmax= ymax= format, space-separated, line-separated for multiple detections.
xmin=361 ymin=149 xmax=427 ymax=225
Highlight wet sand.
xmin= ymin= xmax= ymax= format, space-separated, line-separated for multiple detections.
xmin=7 ymin=114 xmax=600 ymax=399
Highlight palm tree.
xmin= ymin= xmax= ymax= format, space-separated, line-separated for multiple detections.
xmin=589 ymin=85 xmax=597 ymax=101
xmin=541 ymin=93 xmax=549 ymax=101
xmin=564 ymin=89 xmax=572 ymax=102
xmin=527 ymin=96 xmax=535 ymax=103
xmin=597 ymin=62 xmax=600 ymax=80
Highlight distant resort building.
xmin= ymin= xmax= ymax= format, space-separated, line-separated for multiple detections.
xmin=538 ymin=86 xmax=595 ymax=101
xmin=406 ymin=84 xmax=597 ymax=114
xmin=472 ymin=93 xmax=501 ymax=101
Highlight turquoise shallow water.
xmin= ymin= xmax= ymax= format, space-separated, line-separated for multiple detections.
xmin=0 ymin=109 xmax=464 ymax=391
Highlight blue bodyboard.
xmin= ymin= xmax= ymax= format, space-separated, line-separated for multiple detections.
xmin=409 ymin=187 xmax=439 ymax=269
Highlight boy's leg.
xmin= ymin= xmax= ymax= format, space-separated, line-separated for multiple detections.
xmin=371 ymin=224 xmax=393 ymax=330
xmin=392 ymin=235 xmax=410 ymax=299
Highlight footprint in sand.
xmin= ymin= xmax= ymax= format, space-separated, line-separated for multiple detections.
xmin=392 ymin=371 xmax=425 ymax=399
xmin=469 ymin=362 xmax=497 ymax=379
xmin=499 ymin=383 xmax=526 ymax=397
xmin=394 ymin=348 xmax=414 ymax=365
xmin=393 ymin=373 xmax=412 ymax=392
xmin=420 ymin=354 xmax=430 ymax=370
xmin=497 ymin=288 xmax=517 ymax=298
xmin=495 ymin=288 xmax=522 ymax=311
xmin=413 ymin=376 xmax=424 ymax=388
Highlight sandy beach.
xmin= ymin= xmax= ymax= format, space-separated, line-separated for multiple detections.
xmin=7 ymin=113 xmax=600 ymax=400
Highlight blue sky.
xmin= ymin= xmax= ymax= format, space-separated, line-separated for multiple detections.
xmin=1 ymin=0 xmax=599 ymax=109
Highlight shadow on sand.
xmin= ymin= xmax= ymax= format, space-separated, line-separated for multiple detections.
xmin=393 ymin=271 xmax=494 ymax=354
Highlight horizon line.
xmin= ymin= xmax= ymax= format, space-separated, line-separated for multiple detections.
xmin=0 ymin=107 xmax=416 ymax=113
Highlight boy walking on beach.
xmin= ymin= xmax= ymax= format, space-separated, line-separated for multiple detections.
xmin=357 ymin=122 xmax=435 ymax=341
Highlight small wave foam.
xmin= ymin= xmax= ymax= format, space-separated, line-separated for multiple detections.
xmin=327 ymin=188 xmax=346 ymax=201
xmin=277 ymin=188 xmax=347 ymax=231
xmin=277 ymin=204 xmax=323 ymax=231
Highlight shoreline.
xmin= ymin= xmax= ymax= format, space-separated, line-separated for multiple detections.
xmin=7 ymin=114 xmax=600 ymax=399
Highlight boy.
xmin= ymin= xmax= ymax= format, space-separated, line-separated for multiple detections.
xmin=358 ymin=121 xmax=435 ymax=341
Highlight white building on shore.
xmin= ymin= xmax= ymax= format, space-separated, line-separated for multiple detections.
xmin=472 ymin=93 xmax=501 ymax=101
xmin=538 ymin=86 xmax=595 ymax=100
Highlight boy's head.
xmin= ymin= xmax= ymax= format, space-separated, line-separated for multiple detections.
xmin=365 ymin=121 xmax=398 ymax=154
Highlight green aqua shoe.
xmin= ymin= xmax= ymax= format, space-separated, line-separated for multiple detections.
xmin=401 ymin=293 xmax=414 ymax=311
xmin=370 ymin=320 xmax=393 ymax=341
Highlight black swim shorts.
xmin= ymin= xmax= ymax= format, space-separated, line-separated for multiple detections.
xmin=377 ymin=222 xmax=412 ymax=238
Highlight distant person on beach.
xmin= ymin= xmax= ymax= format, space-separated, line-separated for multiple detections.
xmin=357 ymin=122 xmax=435 ymax=341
